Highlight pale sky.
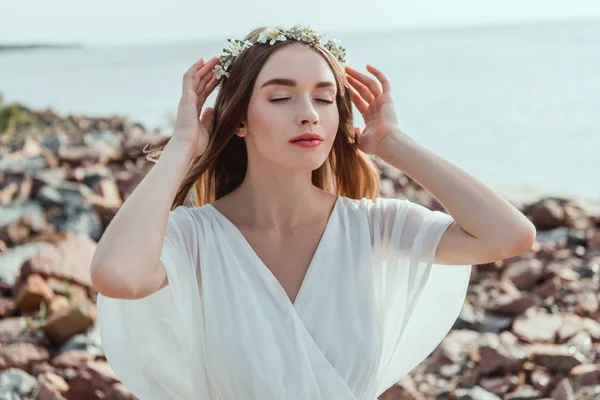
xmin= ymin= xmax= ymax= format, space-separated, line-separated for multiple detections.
xmin=1 ymin=0 xmax=600 ymax=46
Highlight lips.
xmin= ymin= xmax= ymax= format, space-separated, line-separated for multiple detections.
xmin=290 ymin=133 xmax=324 ymax=142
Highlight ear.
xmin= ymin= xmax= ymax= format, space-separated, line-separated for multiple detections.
xmin=235 ymin=121 xmax=247 ymax=138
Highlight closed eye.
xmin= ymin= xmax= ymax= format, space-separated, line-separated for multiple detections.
xmin=270 ymin=98 xmax=334 ymax=104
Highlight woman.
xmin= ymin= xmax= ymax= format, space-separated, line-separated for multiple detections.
xmin=91 ymin=25 xmax=536 ymax=399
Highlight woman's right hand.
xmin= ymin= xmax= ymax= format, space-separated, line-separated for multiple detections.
xmin=172 ymin=56 xmax=222 ymax=159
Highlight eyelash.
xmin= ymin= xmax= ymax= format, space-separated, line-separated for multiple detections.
xmin=270 ymin=98 xmax=334 ymax=104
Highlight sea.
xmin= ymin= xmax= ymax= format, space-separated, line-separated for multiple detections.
xmin=1 ymin=19 xmax=599 ymax=207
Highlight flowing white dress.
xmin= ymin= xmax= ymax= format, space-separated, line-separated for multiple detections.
xmin=96 ymin=195 xmax=472 ymax=399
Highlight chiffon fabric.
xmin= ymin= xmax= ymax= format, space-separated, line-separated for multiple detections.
xmin=97 ymin=196 xmax=471 ymax=399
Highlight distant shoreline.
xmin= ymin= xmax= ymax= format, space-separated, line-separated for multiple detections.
xmin=0 ymin=43 xmax=84 ymax=52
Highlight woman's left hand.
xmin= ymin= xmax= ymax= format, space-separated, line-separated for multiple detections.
xmin=345 ymin=64 xmax=405 ymax=157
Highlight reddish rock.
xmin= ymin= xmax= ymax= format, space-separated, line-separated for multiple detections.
xmin=526 ymin=344 xmax=587 ymax=373
xmin=530 ymin=199 xmax=565 ymax=230
xmin=0 ymin=341 xmax=50 ymax=371
xmin=36 ymin=371 xmax=69 ymax=400
xmin=105 ymin=383 xmax=138 ymax=400
xmin=501 ymin=259 xmax=544 ymax=290
xmin=51 ymin=349 xmax=96 ymax=369
xmin=43 ymin=297 xmax=97 ymax=344
xmin=65 ymin=361 xmax=120 ymax=400
xmin=513 ymin=312 xmax=562 ymax=343
xmin=0 ymin=296 xmax=15 ymax=317
xmin=479 ymin=375 xmax=519 ymax=395
xmin=485 ymin=293 xmax=537 ymax=315
xmin=14 ymin=273 xmax=55 ymax=312
xmin=569 ymin=364 xmax=600 ymax=388
xmin=378 ymin=376 xmax=424 ymax=400
xmin=550 ymin=377 xmax=575 ymax=400
xmin=17 ymin=232 xmax=96 ymax=289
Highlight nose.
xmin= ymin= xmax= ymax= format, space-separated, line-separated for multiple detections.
xmin=296 ymin=96 xmax=319 ymax=126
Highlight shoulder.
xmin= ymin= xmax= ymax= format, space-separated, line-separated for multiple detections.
xmin=339 ymin=195 xmax=409 ymax=215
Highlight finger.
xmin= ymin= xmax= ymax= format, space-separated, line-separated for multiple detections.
xmin=345 ymin=65 xmax=383 ymax=98
xmin=198 ymin=76 xmax=220 ymax=105
xmin=348 ymin=84 xmax=369 ymax=115
xmin=193 ymin=56 xmax=220 ymax=88
xmin=184 ymin=58 xmax=206 ymax=83
xmin=366 ymin=64 xmax=391 ymax=93
xmin=346 ymin=74 xmax=374 ymax=103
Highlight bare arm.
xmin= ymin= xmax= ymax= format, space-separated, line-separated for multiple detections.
xmin=378 ymin=133 xmax=537 ymax=266
xmin=90 ymin=138 xmax=196 ymax=299
xmin=90 ymin=56 xmax=219 ymax=300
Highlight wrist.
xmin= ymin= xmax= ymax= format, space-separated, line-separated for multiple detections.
xmin=165 ymin=136 xmax=198 ymax=163
xmin=376 ymin=131 xmax=416 ymax=165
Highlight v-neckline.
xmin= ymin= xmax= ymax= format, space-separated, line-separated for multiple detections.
xmin=207 ymin=195 xmax=342 ymax=308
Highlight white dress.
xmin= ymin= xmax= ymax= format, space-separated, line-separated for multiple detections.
xmin=96 ymin=195 xmax=472 ymax=399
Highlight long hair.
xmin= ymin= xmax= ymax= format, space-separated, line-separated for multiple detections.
xmin=146 ymin=26 xmax=381 ymax=210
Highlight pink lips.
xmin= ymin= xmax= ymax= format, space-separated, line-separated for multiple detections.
xmin=291 ymin=139 xmax=323 ymax=148
xmin=290 ymin=132 xmax=324 ymax=148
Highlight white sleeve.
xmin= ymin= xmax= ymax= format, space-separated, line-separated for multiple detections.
xmin=365 ymin=197 xmax=472 ymax=397
xmin=96 ymin=206 xmax=211 ymax=400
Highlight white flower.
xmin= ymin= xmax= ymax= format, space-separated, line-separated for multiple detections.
xmin=229 ymin=40 xmax=253 ymax=57
xmin=258 ymin=27 xmax=287 ymax=45
xmin=213 ymin=64 xmax=229 ymax=79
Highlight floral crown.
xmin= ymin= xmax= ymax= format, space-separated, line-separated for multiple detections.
xmin=212 ymin=24 xmax=347 ymax=81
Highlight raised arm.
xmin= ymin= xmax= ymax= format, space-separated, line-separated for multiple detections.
xmin=90 ymin=138 xmax=196 ymax=299
xmin=90 ymin=56 xmax=220 ymax=299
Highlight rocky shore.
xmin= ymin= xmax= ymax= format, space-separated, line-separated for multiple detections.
xmin=1 ymin=100 xmax=599 ymax=399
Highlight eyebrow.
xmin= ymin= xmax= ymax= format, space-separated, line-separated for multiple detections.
xmin=260 ymin=78 xmax=336 ymax=90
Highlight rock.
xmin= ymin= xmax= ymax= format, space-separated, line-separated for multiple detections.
xmin=0 ymin=341 xmax=50 ymax=371
xmin=48 ymin=202 xmax=103 ymax=240
xmin=36 ymin=371 xmax=69 ymax=400
xmin=477 ymin=339 xmax=527 ymax=375
xmin=479 ymin=312 xmax=514 ymax=334
xmin=42 ymin=296 xmax=97 ymax=344
xmin=479 ymin=375 xmax=519 ymax=395
xmin=378 ymin=375 xmax=424 ymax=400
xmin=531 ymin=369 xmax=552 ymax=393
xmin=0 ymin=241 xmax=53 ymax=285
xmin=13 ymin=273 xmax=55 ymax=312
xmin=430 ymin=330 xmax=480 ymax=366
xmin=104 ymin=383 xmax=138 ymax=400
xmin=504 ymin=385 xmax=542 ymax=399
xmin=485 ymin=293 xmax=537 ymax=315
xmin=513 ymin=312 xmax=562 ymax=343
xmin=501 ymin=259 xmax=544 ymax=290
xmin=558 ymin=314 xmax=600 ymax=342
xmin=565 ymin=332 xmax=593 ymax=357
xmin=526 ymin=344 xmax=587 ymax=373
xmin=0 ymin=368 xmax=38 ymax=399
xmin=65 ymin=361 xmax=120 ymax=400
xmin=17 ymin=232 xmax=96 ymax=289
xmin=570 ymin=364 xmax=600 ymax=388
xmin=550 ymin=377 xmax=575 ymax=400
xmin=51 ymin=349 xmax=96 ymax=369
xmin=453 ymin=385 xmax=501 ymax=400
xmin=530 ymin=199 xmax=565 ymax=230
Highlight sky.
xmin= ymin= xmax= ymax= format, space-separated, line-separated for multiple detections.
xmin=1 ymin=0 xmax=600 ymax=46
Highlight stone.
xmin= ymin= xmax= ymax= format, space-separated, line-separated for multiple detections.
xmin=501 ymin=259 xmax=544 ymax=290
xmin=513 ymin=312 xmax=562 ymax=343
xmin=526 ymin=344 xmax=587 ymax=373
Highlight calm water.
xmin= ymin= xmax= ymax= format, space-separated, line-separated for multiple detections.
xmin=1 ymin=20 xmax=599 ymax=202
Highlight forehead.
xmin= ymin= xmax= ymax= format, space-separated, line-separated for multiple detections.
xmin=255 ymin=43 xmax=335 ymax=87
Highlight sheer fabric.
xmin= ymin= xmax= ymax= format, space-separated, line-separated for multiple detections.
xmin=97 ymin=196 xmax=471 ymax=399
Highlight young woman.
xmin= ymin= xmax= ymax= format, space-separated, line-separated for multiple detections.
xmin=91 ymin=25 xmax=536 ymax=400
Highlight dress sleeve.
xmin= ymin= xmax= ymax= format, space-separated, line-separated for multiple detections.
xmin=96 ymin=205 xmax=211 ymax=400
xmin=365 ymin=197 xmax=472 ymax=397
